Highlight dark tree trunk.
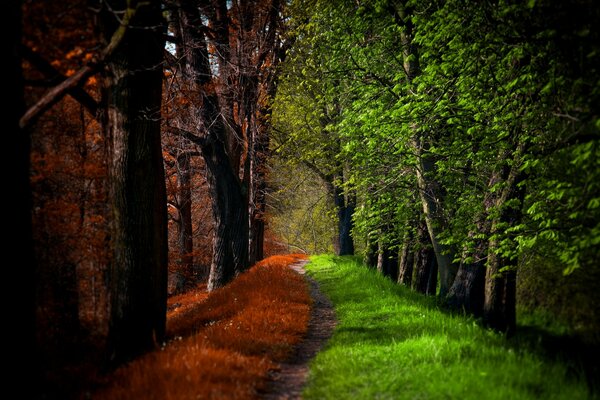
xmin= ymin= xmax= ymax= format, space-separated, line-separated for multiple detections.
xmin=202 ymin=129 xmax=249 ymax=290
xmin=398 ymin=231 xmax=414 ymax=286
xmin=176 ymin=151 xmax=194 ymax=282
xmin=248 ymin=120 xmax=268 ymax=265
xmin=484 ymin=249 xmax=517 ymax=333
xmin=334 ymin=184 xmax=355 ymax=255
xmin=483 ymin=144 xmax=526 ymax=333
xmin=426 ymin=253 xmax=438 ymax=295
xmin=412 ymin=220 xmax=436 ymax=294
xmin=446 ymin=259 xmax=486 ymax=315
xmin=8 ymin=1 xmax=38 ymax=394
xmin=182 ymin=4 xmax=249 ymax=290
xmin=386 ymin=249 xmax=399 ymax=282
xmin=102 ymin=0 xmax=168 ymax=363
xmin=364 ymin=234 xmax=378 ymax=268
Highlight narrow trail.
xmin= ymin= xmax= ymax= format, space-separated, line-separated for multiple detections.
xmin=262 ymin=260 xmax=337 ymax=400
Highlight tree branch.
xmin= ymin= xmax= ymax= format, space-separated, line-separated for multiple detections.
xmin=168 ymin=126 xmax=208 ymax=147
xmin=19 ymin=4 xmax=140 ymax=129
xmin=21 ymin=45 xmax=100 ymax=120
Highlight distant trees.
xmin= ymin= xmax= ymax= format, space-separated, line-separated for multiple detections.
xmin=169 ymin=0 xmax=288 ymax=290
xmin=274 ymin=0 xmax=600 ymax=333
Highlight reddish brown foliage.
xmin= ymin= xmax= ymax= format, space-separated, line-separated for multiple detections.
xmin=93 ymin=254 xmax=310 ymax=399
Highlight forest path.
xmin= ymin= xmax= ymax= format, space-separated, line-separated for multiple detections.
xmin=262 ymin=260 xmax=337 ymax=399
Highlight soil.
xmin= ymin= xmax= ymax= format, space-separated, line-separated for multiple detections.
xmin=261 ymin=260 xmax=337 ymax=399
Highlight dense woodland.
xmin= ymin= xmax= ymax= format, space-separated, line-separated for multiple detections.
xmin=10 ymin=0 xmax=599 ymax=397
xmin=272 ymin=0 xmax=600 ymax=335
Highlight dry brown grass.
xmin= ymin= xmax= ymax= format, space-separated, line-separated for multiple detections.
xmin=93 ymin=254 xmax=310 ymax=399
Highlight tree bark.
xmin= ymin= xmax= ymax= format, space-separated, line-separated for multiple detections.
xmin=8 ymin=1 xmax=38 ymax=394
xmin=102 ymin=0 xmax=168 ymax=363
xmin=179 ymin=2 xmax=249 ymax=290
xmin=412 ymin=219 xmax=437 ymax=294
xmin=202 ymin=128 xmax=249 ymax=291
xmin=364 ymin=234 xmax=378 ymax=268
xmin=176 ymin=151 xmax=194 ymax=283
xmin=483 ymin=155 xmax=525 ymax=333
xmin=398 ymin=230 xmax=414 ymax=286
xmin=413 ymin=135 xmax=457 ymax=297
xmin=334 ymin=183 xmax=355 ymax=255
xmin=446 ymin=258 xmax=485 ymax=315
xmin=248 ymin=122 xmax=268 ymax=265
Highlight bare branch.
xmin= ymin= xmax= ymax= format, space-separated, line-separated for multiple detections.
xmin=168 ymin=126 xmax=208 ymax=147
xmin=21 ymin=45 xmax=100 ymax=120
xmin=20 ymin=4 xmax=141 ymax=129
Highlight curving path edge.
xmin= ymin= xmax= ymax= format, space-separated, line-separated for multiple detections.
xmin=262 ymin=260 xmax=337 ymax=399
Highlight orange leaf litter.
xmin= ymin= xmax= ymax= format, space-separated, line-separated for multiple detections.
xmin=93 ymin=254 xmax=310 ymax=399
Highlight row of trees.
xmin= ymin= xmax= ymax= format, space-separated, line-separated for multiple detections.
xmin=274 ymin=0 xmax=599 ymax=332
xmin=16 ymin=0 xmax=288 ymax=393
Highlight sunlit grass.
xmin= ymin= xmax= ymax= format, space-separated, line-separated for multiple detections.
xmin=304 ymin=255 xmax=591 ymax=400
xmin=93 ymin=254 xmax=310 ymax=400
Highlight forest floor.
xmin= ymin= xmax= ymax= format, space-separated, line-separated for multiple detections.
xmin=90 ymin=254 xmax=333 ymax=399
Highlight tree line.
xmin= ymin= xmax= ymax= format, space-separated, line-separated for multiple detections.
xmin=273 ymin=0 xmax=599 ymax=333
xmin=13 ymin=0 xmax=288 ymax=395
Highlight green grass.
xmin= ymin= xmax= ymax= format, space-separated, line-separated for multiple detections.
xmin=304 ymin=255 xmax=592 ymax=400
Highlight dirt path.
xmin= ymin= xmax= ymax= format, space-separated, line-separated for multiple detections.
xmin=262 ymin=260 xmax=337 ymax=399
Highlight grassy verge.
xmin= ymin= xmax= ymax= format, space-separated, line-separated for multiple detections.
xmin=304 ymin=255 xmax=592 ymax=400
xmin=93 ymin=254 xmax=310 ymax=399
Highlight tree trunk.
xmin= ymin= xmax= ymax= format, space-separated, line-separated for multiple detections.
xmin=248 ymin=120 xmax=268 ymax=265
xmin=412 ymin=219 xmax=436 ymax=294
xmin=426 ymin=253 xmax=438 ymax=295
xmin=176 ymin=151 xmax=194 ymax=283
xmin=398 ymin=231 xmax=414 ymax=286
xmin=413 ymin=136 xmax=457 ymax=297
xmin=9 ymin=1 xmax=38 ymax=393
xmin=364 ymin=234 xmax=378 ymax=268
xmin=483 ymin=144 xmax=526 ymax=333
xmin=334 ymin=184 xmax=355 ymax=255
xmin=446 ymin=258 xmax=485 ymax=315
xmin=178 ymin=2 xmax=249 ymax=290
xmin=102 ymin=0 xmax=167 ymax=363
xmin=202 ymin=130 xmax=249 ymax=290
xmin=386 ymin=249 xmax=399 ymax=282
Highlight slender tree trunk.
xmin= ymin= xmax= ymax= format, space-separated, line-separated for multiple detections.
xmin=398 ymin=230 xmax=414 ymax=286
xmin=412 ymin=219 xmax=436 ymax=294
xmin=102 ymin=0 xmax=167 ymax=363
xmin=334 ymin=184 xmax=355 ymax=255
xmin=176 ymin=151 xmax=194 ymax=283
xmin=413 ymin=136 xmax=457 ymax=297
xmin=249 ymin=121 xmax=268 ymax=265
xmin=9 ymin=1 xmax=38 ymax=393
xmin=364 ymin=234 xmax=378 ymax=268
xmin=386 ymin=249 xmax=399 ymax=282
xmin=426 ymin=253 xmax=438 ymax=295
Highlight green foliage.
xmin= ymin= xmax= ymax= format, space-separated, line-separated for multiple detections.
xmin=304 ymin=256 xmax=591 ymax=399
xmin=267 ymin=158 xmax=336 ymax=254
xmin=279 ymin=0 xmax=600 ymax=278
